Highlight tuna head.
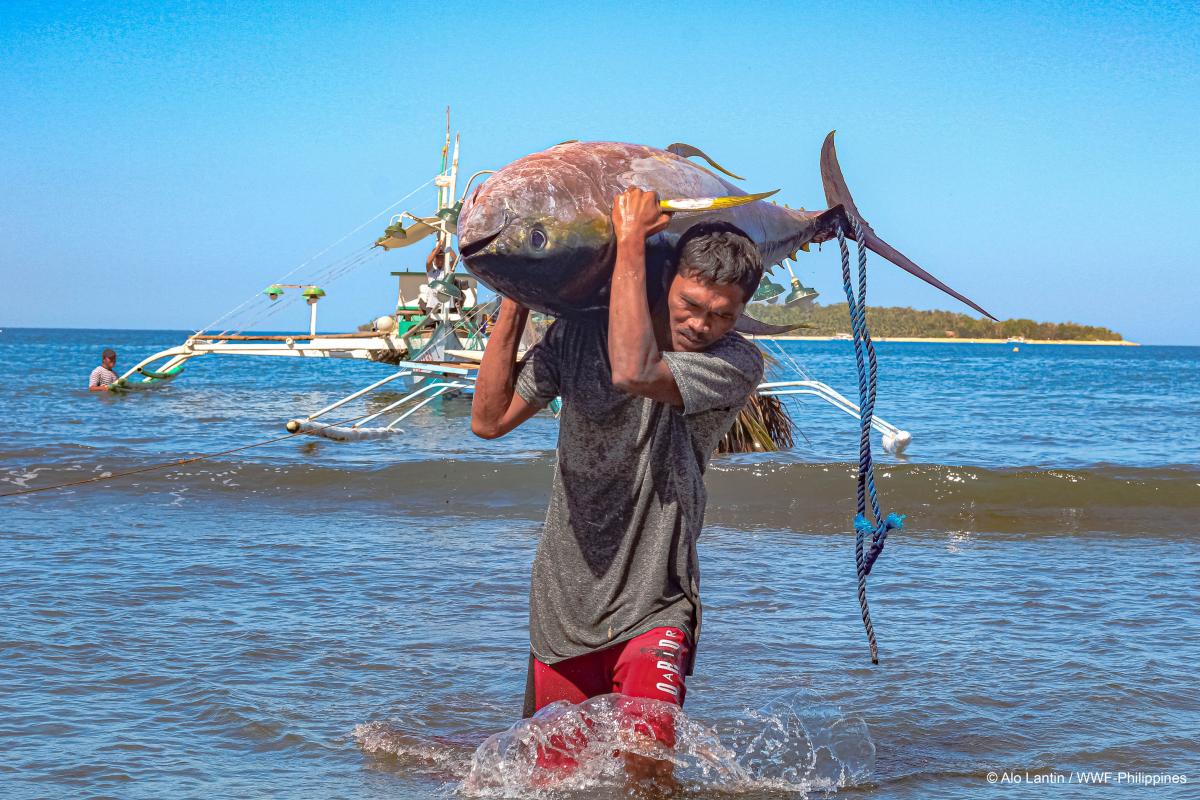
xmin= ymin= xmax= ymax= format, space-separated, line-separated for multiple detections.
xmin=457 ymin=151 xmax=620 ymax=317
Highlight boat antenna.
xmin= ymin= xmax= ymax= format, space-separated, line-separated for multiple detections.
xmin=438 ymin=105 xmax=451 ymax=209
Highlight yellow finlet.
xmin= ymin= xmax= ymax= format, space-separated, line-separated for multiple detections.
xmin=660 ymin=189 xmax=778 ymax=212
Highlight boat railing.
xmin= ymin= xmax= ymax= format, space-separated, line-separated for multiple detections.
xmin=283 ymin=361 xmax=475 ymax=441
xmin=758 ymin=380 xmax=912 ymax=454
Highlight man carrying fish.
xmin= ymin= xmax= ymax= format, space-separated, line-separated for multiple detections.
xmin=471 ymin=186 xmax=765 ymax=783
xmin=461 ymin=133 xmax=990 ymax=788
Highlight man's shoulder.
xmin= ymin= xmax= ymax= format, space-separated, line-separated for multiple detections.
xmin=714 ymin=330 xmax=762 ymax=357
xmin=707 ymin=331 xmax=764 ymax=375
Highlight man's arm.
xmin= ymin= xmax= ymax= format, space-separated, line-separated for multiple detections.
xmin=88 ymin=371 xmax=108 ymax=391
xmin=470 ymin=297 xmax=542 ymax=439
xmin=608 ymin=188 xmax=683 ymax=407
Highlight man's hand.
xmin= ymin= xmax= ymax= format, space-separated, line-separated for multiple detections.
xmin=426 ymin=243 xmax=456 ymax=272
xmin=611 ymin=188 xmax=670 ymax=245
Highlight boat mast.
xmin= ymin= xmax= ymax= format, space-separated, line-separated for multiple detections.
xmin=437 ymin=105 xmax=450 ymax=211
xmin=432 ymin=106 xmax=459 ymax=275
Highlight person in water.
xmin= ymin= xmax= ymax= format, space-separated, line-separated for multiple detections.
xmin=88 ymin=348 xmax=118 ymax=392
xmin=471 ymin=187 xmax=764 ymax=782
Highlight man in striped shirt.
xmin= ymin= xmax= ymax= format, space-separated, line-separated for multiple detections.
xmin=88 ymin=349 xmax=118 ymax=391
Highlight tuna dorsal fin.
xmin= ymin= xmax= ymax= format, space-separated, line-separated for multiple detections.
xmin=666 ymin=143 xmax=745 ymax=181
xmin=734 ymin=313 xmax=805 ymax=336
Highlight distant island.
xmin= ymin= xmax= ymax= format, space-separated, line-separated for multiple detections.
xmin=747 ymin=302 xmax=1131 ymax=344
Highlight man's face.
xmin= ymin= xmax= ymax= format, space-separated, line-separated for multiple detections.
xmin=666 ymin=269 xmax=746 ymax=352
xmin=103 ymin=354 xmax=116 ymax=369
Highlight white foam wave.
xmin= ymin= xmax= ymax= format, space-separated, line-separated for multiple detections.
xmin=357 ymin=691 xmax=874 ymax=797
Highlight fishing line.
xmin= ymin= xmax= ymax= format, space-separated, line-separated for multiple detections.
xmin=220 ymin=245 xmax=375 ymax=330
xmin=207 ymin=180 xmax=433 ymax=335
xmin=318 ymin=247 xmax=383 ymax=287
xmin=220 ymin=247 xmax=382 ymax=336
xmin=254 ymin=248 xmax=385 ymax=332
xmin=0 ymin=409 xmax=382 ymax=501
xmin=216 ymin=244 xmax=381 ymax=337
xmin=753 ymin=338 xmax=812 ymax=447
xmin=212 ymin=250 xmax=357 ymax=338
xmin=195 ymin=178 xmax=436 ymax=337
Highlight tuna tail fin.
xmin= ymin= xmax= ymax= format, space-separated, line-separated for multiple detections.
xmin=821 ymin=131 xmax=996 ymax=320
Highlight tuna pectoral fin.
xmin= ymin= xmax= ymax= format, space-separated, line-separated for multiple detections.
xmin=662 ymin=189 xmax=778 ymax=212
xmin=666 ymin=143 xmax=746 ymax=180
xmin=735 ymin=313 xmax=806 ymax=336
xmin=820 ymin=131 xmax=996 ymax=320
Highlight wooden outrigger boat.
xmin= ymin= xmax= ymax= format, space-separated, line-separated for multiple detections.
xmin=111 ymin=116 xmax=911 ymax=453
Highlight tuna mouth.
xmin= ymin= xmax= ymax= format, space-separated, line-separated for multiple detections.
xmin=459 ymin=229 xmax=502 ymax=260
xmin=456 ymin=206 xmax=508 ymax=260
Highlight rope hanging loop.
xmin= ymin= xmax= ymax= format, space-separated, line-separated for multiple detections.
xmin=836 ymin=215 xmax=906 ymax=664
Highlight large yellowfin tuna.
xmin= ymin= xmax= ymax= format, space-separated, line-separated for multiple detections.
xmin=457 ymin=133 xmax=993 ymax=330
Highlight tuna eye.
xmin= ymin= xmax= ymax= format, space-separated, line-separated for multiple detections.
xmin=530 ymin=227 xmax=547 ymax=251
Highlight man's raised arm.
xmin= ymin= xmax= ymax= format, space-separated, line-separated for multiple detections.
xmin=608 ymin=188 xmax=683 ymax=407
xmin=470 ymin=297 xmax=541 ymax=439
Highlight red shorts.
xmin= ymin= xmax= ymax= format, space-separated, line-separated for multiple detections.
xmin=532 ymin=627 xmax=691 ymax=772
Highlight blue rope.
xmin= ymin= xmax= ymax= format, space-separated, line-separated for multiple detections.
xmin=836 ymin=218 xmax=905 ymax=664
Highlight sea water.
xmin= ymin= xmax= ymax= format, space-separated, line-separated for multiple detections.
xmin=1 ymin=328 xmax=1197 ymax=798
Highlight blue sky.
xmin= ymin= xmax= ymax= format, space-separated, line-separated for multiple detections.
xmin=2 ymin=1 xmax=1197 ymax=343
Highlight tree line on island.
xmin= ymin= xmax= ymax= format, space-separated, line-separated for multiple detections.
xmin=747 ymin=302 xmax=1123 ymax=341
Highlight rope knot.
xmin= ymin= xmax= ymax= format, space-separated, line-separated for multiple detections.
xmin=856 ymin=512 xmax=905 ymax=576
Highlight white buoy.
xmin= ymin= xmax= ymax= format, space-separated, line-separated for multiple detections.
xmin=882 ymin=430 xmax=912 ymax=454
xmin=374 ymin=315 xmax=396 ymax=333
xmin=284 ymin=419 xmax=402 ymax=441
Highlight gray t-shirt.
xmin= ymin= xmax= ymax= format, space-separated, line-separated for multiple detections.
xmin=515 ymin=317 xmax=763 ymax=673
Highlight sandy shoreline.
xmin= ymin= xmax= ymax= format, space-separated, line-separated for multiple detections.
xmin=749 ymin=335 xmax=1139 ymax=346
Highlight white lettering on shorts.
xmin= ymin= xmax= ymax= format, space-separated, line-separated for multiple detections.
xmin=647 ymin=629 xmax=686 ymax=700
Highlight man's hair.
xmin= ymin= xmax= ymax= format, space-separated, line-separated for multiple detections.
xmin=102 ymin=348 xmax=116 ymax=360
xmin=673 ymin=222 xmax=764 ymax=302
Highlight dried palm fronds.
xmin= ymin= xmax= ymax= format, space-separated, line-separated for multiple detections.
xmin=717 ymin=392 xmax=795 ymax=454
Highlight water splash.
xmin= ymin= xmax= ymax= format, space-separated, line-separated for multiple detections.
xmin=354 ymin=691 xmax=874 ymax=796
xmin=353 ymin=720 xmax=471 ymax=778
xmin=463 ymin=695 xmax=741 ymax=796
xmin=724 ymin=691 xmax=876 ymax=790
